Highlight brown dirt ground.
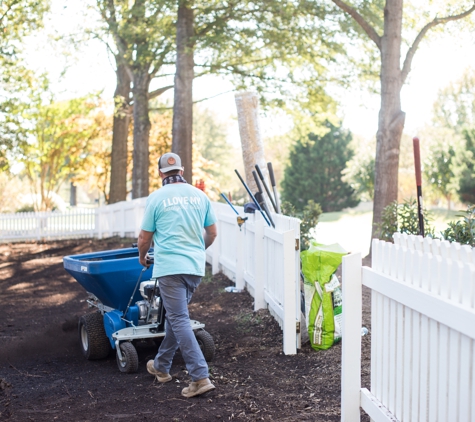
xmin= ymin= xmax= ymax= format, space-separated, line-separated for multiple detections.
xmin=0 ymin=238 xmax=371 ymax=421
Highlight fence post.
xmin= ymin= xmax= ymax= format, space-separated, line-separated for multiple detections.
xmin=120 ymin=202 xmax=126 ymax=238
xmin=212 ymin=217 xmax=221 ymax=275
xmin=282 ymin=229 xmax=297 ymax=355
xmin=96 ymin=207 xmax=102 ymax=239
xmin=293 ymin=219 xmax=301 ymax=349
xmin=253 ymin=216 xmax=266 ymax=311
xmin=341 ymin=252 xmax=362 ymax=422
xmin=235 ymin=224 xmax=245 ymax=290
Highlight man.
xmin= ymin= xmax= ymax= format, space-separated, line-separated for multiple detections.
xmin=137 ymin=152 xmax=218 ymax=398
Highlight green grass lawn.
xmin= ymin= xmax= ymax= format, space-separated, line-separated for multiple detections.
xmin=313 ymin=203 xmax=466 ymax=257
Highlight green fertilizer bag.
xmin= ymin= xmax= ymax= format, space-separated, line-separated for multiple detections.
xmin=301 ymin=242 xmax=346 ymax=351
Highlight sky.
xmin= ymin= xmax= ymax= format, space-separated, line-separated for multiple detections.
xmin=22 ymin=1 xmax=475 ymax=146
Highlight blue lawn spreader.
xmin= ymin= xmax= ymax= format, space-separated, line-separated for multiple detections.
xmin=63 ymin=246 xmax=215 ymax=373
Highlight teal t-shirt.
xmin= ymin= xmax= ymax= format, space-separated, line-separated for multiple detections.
xmin=141 ymin=183 xmax=217 ymax=278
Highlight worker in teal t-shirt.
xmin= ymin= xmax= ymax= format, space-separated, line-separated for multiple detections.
xmin=137 ymin=152 xmax=217 ymax=398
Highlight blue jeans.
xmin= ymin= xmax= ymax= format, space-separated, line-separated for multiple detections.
xmin=153 ymin=274 xmax=208 ymax=381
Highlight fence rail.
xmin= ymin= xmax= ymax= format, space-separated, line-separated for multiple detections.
xmin=0 ymin=208 xmax=96 ymax=241
xmin=207 ymin=202 xmax=301 ymax=354
xmin=1 ymin=198 xmax=302 ymax=354
xmin=341 ymin=236 xmax=475 ymax=422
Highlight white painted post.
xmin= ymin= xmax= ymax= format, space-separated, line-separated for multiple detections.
xmin=212 ymin=217 xmax=221 ymax=275
xmin=341 ymin=252 xmax=362 ymax=422
xmin=253 ymin=217 xmax=266 ymax=311
xmin=120 ymin=201 xmax=126 ymax=238
xmin=294 ymin=220 xmax=301 ymax=349
xmin=282 ymin=229 xmax=296 ymax=355
xmin=96 ymin=207 xmax=102 ymax=239
xmin=235 ymin=223 xmax=245 ymax=290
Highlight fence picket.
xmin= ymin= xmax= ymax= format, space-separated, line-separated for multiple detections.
xmin=440 ymin=240 xmax=452 ymax=260
xmin=349 ymin=237 xmax=475 ymax=422
xmin=422 ymin=236 xmax=432 ymax=254
xmin=459 ymin=335 xmax=472 ymax=420
xmin=394 ymin=248 xmax=406 ymax=420
xmin=450 ymin=242 xmax=461 ymax=261
xmin=462 ymin=264 xmax=475 ymax=309
xmin=431 ymin=238 xmax=441 ymax=256
xmin=372 ymin=239 xmax=381 ymax=272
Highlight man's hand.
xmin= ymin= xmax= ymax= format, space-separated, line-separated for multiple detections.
xmin=138 ymin=229 xmax=154 ymax=267
xmin=204 ymin=223 xmax=218 ymax=249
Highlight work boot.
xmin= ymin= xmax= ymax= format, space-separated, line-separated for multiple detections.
xmin=146 ymin=360 xmax=172 ymax=383
xmin=181 ymin=378 xmax=215 ymax=398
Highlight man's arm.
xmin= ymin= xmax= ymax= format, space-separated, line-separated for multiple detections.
xmin=204 ymin=223 xmax=218 ymax=249
xmin=138 ymin=229 xmax=154 ymax=267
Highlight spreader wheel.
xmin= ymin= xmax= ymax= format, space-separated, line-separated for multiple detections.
xmin=195 ymin=329 xmax=215 ymax=362
xmin=78 ymin=312 xmax=112 ymax=360
xmin=116 ymin=342 xmax=139 ymax=373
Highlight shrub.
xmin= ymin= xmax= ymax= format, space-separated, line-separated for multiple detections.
xmin=281 ymin=199 xmax=322 ymax=250
xmin=441 ymin=205 xmax=475 ymax=246
xmin=376 ymin=198 xmax=434 ymax=242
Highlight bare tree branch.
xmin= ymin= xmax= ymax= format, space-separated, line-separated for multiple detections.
xmin=401 ymin=3 xmax=475 ymax=84
xmin=331 ymin=0 xmax=381 ymax=51
xmin=149 ymin=89 xmax=236 ymax=111
xmin=148 ymin=85 xmax=173 ymax=99
xmin=0 ymin=0 xmax=21 ymax=26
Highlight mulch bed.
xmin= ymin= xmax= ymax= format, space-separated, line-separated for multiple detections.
xmin=0 ymin=238 xmax=371 ymax=421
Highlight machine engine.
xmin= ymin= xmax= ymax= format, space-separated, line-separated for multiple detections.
xmin=136 ymin=280 xmax=163 ymax=322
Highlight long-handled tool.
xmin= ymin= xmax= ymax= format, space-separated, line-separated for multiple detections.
xmin=235 ymin=169 xmax=272 ymax=227
xmin=413 ymin=137 xmax=424 ymax=237
xmin=219 ymin=191 xmax=248 ymax=228
xmin=267 ymin=162 xmax=281 ymax=214
xmin=252 ymin=170 xmax=276 ymax=228
xmin=255 ymin=164 xmax=277 ymax=213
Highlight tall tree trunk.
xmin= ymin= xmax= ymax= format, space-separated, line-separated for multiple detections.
xmin=109 ymin=62 xmax=131 ymax=204
xmin=132 ymin=70 xmax=151 ymax=199
xmin=235 ymin=91 xmax=267 ymax=195
xmin=172 ymin=2 xmax=194 ymax=184
xmin=371 ymin=0 xmax=405 ymax=240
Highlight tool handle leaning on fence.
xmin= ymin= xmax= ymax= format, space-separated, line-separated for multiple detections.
xmin=267 ymin=162 xmax=281 ymax=214
xmin=255 ymin=164 xmax=277 ymax=213
xmin=220 ymin=192 xmax=239 ymax=215
xmin=413 ymin=136 xmax=425 ymax=237
xmin=234 ymin=169 xmax=272 ymax=227
xmin=252 ymin=171 xmax=275 ymax=228
xmin=255 ymin=192 xmax=275 ymax=228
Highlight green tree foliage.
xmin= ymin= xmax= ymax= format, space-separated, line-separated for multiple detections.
xmin=453 ymin=129 xmax=475 ymax=204
xmin=96 ymin=0 xmax=176 ymax=198
xmin=0 ymin=0 xmax=49 ymax=57
xmin=342 ymin=137 xmax=375 ymax=201
xmin=432 ymin=69 xmax=475 ymax=133
xmin=192 ymin=106 xmax=235 ymax=189
xmin=0 ymin=0 xmax=49 ymax=171
xmin=281 ymin=121 xmax=359 ymax=213
xmin=423 ymin=140 xmax=456 ymax=209
xmin=192 ymin=0 xmax=340 ymax=122
xmin=0 ymin=65 xmax=33 ymax=171
xmin=6 ymin=77 xmax=103 ymax=210
xmin=323 ymin=0 xmax=475 ymax=240
xmin=431 ymin=70 xmax=475 ymax=205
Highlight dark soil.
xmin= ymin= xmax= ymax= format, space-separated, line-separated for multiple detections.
xmin=0 ymin=238 xmax=371 ymax=421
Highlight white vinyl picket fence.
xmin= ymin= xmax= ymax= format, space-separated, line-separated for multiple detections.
xmin=0 ymin=198 xmax=302 ymax=354
xmin=0 ymin=199 xmax=148 ymax=241
xmin=341 ymin=234 xmax=475 ymax=422
xmin=206 ymin=202 xmax=302 ymax=354
xmin=0 ymin=208 xmax=97 ymax=241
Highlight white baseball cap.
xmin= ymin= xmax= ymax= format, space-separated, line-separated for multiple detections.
xmin=158 ymin=152 xmax=184 ymax=173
